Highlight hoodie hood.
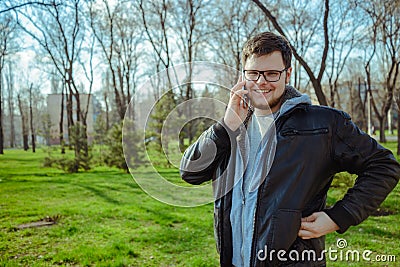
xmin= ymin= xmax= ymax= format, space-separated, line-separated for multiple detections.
xmin=277 ymin=85 xmax=312 ymax=117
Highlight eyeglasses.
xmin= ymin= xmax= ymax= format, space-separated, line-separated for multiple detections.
xmin=243 ymin=68 xmax=288 ymax=82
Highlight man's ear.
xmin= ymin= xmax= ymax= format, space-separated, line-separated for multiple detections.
xmin=285 ymin=67 xmax=292 ymax=84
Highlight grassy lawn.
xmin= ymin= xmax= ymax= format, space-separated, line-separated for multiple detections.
xmin=0 ymin=149 xmax=218 ymax=266
xmin=0 ymin=143 xmax=399 ymax=266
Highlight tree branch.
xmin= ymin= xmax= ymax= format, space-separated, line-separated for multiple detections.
xmin=0 ymin=1 xmax=58 ymax=14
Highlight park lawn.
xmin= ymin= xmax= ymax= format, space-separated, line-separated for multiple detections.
xmin=0 ymin=149 xmax=218 ymax=266
xmin=0 ymin=144 xmax=399 ymax=266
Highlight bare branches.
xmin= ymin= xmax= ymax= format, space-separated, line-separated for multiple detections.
xmin=252 ymin=0 xmax=329 ymax=105
xmin=0 ymin=1 xmax=58 ymax=14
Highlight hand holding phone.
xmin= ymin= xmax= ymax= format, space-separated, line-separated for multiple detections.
xmin=241 ymin=84 xmax=251 ymax=109
xmin=223 ymin=72 xmax=252 ymax=131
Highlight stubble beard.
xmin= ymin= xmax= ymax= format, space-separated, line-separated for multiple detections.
xmin=253 ymin=92 xmax=285 ymax=113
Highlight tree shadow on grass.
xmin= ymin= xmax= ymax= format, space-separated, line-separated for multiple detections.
xmin=75 ymin=184 xmax=121 ymax=205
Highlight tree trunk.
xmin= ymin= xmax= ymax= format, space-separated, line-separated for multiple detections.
xmin=252 ymin=0 xmax=329 ymax=106
xmin=378 ymin=116 xmax=386 ymax=143
xmin=0 ymin=58 xmax=4 ymax=154
xmin=397 ymin=113 xmax=400 ymax=155
xmin=6 ymin=62 xmax=15 ymax=148
xmin=0 ymin=78 xmax=3 ymax=154
xmin=60 ymin=85 xmax=65 ymax=154
xmin=8 ymin=97 xmax=15 ymax=148
xmin=29 ymin=84 xmax=36 ymax=153
xmin=104 ymin=92 xmax=109 ymax=132
xmin=66 ymin=88 xmax=74 ymax=149
xmin=7 ymin=78 xmax=15 ymax=148
xmin=18 ymin=94 xmax=29 ymax=151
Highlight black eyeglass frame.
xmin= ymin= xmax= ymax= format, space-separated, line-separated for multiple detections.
xmin=243 ymin=68 xmax=288 ymax=82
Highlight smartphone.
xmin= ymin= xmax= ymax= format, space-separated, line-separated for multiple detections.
xmin=241 ymin=68 xmax=251 ymax=109
xmin=242 ymin=85 xmax=249 ymax=108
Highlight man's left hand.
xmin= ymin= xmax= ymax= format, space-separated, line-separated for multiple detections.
xmin=298 ymin=211 xmax=339 ymax=239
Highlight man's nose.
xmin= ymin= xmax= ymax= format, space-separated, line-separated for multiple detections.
xmin=257 ymin=73 xmax=269 ymax=84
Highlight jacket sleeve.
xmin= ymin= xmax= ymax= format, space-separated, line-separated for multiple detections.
xmin=324 ymin=111 xmax=400 ymax=233
xmin=180 ymin=120 xmax=239 ymax=185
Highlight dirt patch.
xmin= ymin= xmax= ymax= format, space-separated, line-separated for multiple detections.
xmin=16 ymin=215 xmax=62 ymax=230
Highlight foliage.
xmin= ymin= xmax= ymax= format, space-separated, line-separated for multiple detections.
xmin=69 ymin=123 xmax=92 ymax=172
xmin=147 ymin=89 xmax=177 ymax=152
xmin=43 ymin=123 xmax=92 ymax=173
xmin=104 ymin=121 xmax=144 ymax=172
xmin=103 ymin=123 xmax=128 ymax=171
xmin=43 ymin=155 xmax=79 ymax=174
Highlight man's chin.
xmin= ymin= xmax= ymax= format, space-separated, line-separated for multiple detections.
xmin=251 ymin=102 xmax=273 ymax=113
xmin=252 ymin=98 xmax=283 ymax=113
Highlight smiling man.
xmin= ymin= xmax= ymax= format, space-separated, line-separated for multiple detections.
xmin=180 ymin=32 xmax=399 ymax=266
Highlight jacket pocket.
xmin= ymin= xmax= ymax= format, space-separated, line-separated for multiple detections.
xmin=270 ymin=209 xmax=302 ymax=251
xmin=281 ymin=128 xmax=329 ymax=136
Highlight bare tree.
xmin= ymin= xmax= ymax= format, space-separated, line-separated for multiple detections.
xmin=89 ymin=0 xmax=143 ymax=122
xmin=358 ymin=0 xmax=400 ymax=142
xmin=28 ymin=83 xmax=35 ymax=152
xmin=16 ymin=0 xmax=90 ymax=170
xmin=0 ymin=1 xmax=55 ymax=14
xmin=5 ymin=60 xmax=16 ymax=148
xmin=139 ymin=0 xmax=174 ymax=84
xmin=278 ymin=0 xmax=321 ymax=92
xmin=0 ymin=14 xmax=17 ymax=154
xmin=326 ymin=0 xmax=359 ymax=108
xmin=204 ymin=0 xmax=268 ymax=75
xmin=252 ymin=0 xmax=330 ymax=105
xmin=17 ymin=93 xmax=29 ymax=150
xmin=138 ymin=0 xmax=175 ymax=149
xmin=170 ymin=0 xmax=208 ymax=143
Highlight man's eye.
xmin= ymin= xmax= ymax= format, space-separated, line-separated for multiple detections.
xmin=265 ymin=71 xmax=279 ymax=77
xmin=247 ymin=71 xmax=259 ymax=76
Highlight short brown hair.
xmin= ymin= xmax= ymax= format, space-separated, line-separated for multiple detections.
xmin=241 ymin=32 xmax=292 ymax=69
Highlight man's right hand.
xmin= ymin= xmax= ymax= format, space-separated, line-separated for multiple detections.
xmin=223 ymin=78 xmax=250 ymax=131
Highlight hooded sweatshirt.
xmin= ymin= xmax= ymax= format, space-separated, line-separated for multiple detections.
xmin=230 ymin=86 xmax=311 ymax=267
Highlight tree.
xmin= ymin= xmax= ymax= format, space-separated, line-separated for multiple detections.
xmin=0 ymin=14 xmax=17 ymax=154
xmin=0 ymin=1 xmax=55 ymax=14
xmin=5 ymin=60 xmax=16 ymax=148
xmin=325 ymin=0 xmax=359 ymax=108
xmin=276 ymin=0 xmax=321 ymax=92
xmin=357 ymin=0 xmax=400 ymax=142
xmin=88 ymin=0 xmax=143 ymax=122
xmin=17 ymin=93 xmax=29 ymax=151
xmin=252 ymin=0 xmax=330 ymax=105
xmin=16 ymin=0 xmax=92 ymax=170
xmin=170 ymin=0 xmax=208 ymax=143
xmin=28 ymin=83 xmax=35 ymax=152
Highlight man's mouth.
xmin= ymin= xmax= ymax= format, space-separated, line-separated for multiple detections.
xmin=255 ymin=89 xmax=272 ymax=93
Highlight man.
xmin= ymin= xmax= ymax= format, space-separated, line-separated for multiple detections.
xmin=180 ymin=32 xmax=399 ymax=266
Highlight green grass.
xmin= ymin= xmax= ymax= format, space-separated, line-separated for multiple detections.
xmin=0 ymin=149 xmax=218 ymax=266
xmin=0 ymin=144 xmax=399 ymax=266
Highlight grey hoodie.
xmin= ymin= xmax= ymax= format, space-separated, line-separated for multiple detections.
xmin=230 ymin=86 xmax=311 ymax=267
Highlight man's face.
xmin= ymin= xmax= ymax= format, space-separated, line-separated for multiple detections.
xmin=244 ymin=51 xmax=292 ymax=114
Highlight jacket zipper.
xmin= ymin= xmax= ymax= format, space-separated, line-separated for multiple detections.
xmin=249 ymin=106 xmax=305 ymax=266
xmin=241 ymin=194 xmax=246 ymax=264
xmin=250 ymin=175 xmax=264 ymax=267
xmin=281 ymin=128 xmax=329 ymax=136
